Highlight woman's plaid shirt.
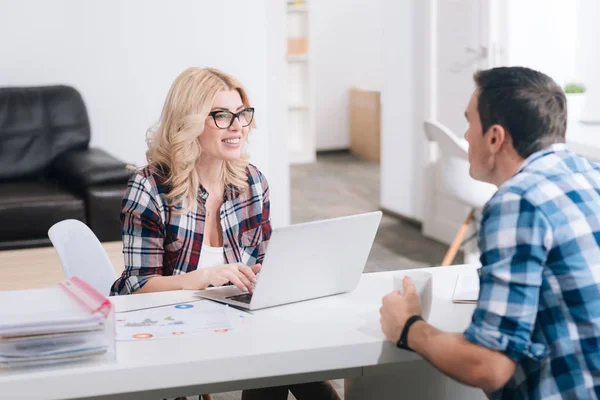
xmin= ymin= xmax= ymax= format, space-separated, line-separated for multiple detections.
xmin=110 ymin=164 xmax=271 ymax=295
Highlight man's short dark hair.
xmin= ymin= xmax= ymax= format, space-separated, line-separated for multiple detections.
xmin=473 ymin=66 xmax=567 ymax=159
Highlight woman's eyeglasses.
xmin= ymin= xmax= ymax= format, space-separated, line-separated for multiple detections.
xmin=208 ymin=107 xmax=255 ymax=129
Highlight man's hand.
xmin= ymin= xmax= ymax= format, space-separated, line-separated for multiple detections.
xmin=380 ymin=276 xmax=422 ymax=342
xmin=380 ymin=276 xmax=516 ymax=394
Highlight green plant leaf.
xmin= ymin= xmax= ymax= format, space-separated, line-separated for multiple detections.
xmin=564 ymin=82 xmax=586 ymax=94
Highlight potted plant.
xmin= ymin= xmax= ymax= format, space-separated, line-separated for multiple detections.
xmin=564 ymin=82 xmax=586 ymax=121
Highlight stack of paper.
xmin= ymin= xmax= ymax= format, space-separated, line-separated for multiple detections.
xmin=452 ymin=272 xmax=480 ymax=304
xmin=0 ymin=277 xmax=114 ymax=368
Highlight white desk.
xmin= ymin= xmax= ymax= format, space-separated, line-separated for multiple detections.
xmin=0 ymin=265 xmax=486 ymax=400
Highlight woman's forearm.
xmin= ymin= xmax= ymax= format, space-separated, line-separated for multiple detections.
xmin=135 ymin=275 xmax=185 ymax=293
xmin=135 ymin=270 xmax=210 ymax=293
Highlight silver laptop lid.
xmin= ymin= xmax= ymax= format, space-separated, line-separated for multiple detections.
xmin=248 ymin=211 xmax=382 ymax=309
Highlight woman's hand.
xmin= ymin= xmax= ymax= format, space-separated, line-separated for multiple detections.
xmin=207 ymin=263 xmax=262 ymax=292
xmin=183 ymin=263 xmax=262 ymax=292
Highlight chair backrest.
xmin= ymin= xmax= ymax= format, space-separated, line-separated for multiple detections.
xmin=423 ymin=120 xmax=469 ymax=160
xmin=423 ymin=120 xmax=496 ymax=208
xmin=48 ymin=219 xmax=116 ymax=296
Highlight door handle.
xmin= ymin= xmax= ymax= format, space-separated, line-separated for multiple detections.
xmin=465 ymin=46 xmax=488 ymax=58
xmin=448 ymin=46 xmax=489 ymax=73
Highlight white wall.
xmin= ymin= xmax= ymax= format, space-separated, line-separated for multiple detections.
xmin=505 ymin=0 xmax=578 ymax=87
xmin=506 ymin=0 xmax=600 ymax=124
xmin=312 ymin=0 xmax=383 ymax=151
xmin=577 ymin=0 xmax=600 ymax=121
xmin=0 ymin=0 xmax=290 ymax=226
xmin=380 ymin=0 xmax=428 ymax=221
xmin=380 ymin=0 xmax=582 ymax=225
xmin=266 ymin=0 xmax=291 ymax=226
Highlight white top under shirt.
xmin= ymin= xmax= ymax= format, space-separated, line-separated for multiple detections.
xmin=197 ymin=244 xmax=225 ymax=269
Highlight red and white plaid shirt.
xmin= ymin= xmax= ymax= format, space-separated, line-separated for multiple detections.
xmin=110 ymin=164 xmax=271 ymax=295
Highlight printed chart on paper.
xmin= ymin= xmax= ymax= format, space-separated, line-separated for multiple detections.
xmin=115 ymin=301 xmax=235 ymax=341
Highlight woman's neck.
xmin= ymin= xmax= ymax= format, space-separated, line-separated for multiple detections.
xmin=196 ymin=155 xmax=224 ymax=190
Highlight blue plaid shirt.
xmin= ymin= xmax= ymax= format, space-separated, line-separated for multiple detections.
xmin=464 ymin=144 xmax=600 ymax=399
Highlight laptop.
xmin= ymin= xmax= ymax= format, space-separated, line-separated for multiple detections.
xmin=196 ymin=211 xmax=382 ymax=310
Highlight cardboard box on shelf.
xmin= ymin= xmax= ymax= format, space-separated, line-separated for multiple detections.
xmin=287 ymin=37 xmax=308 ymax=55
xmin=350 ymin=88 xmax=381 ymax=162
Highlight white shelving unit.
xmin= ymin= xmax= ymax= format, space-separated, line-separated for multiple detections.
xmin=287 ymin=4 xmax=308 ymax=13
xmin=287 ymin=1 xmax=315 ymax=164
xmin=287 ymin=54 xmax=309 ymax=63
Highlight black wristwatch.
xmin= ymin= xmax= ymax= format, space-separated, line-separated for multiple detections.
xmin=396 ymin=315 xmax=424 ymax=351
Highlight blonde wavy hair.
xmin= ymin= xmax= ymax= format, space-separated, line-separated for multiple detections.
xmin=146 ymin=67 xmax=253 ymax=212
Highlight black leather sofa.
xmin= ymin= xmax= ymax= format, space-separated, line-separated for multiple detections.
xmin=0 ymin=85 xmax=133 ymax=250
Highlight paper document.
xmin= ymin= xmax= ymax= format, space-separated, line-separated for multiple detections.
xmin=0 ymin=349 xmax=108 ymax=368
xmin=115 ymin=301 xmax=234 ymax=341
xmin=111 ymin=290 xmax=202 ymax=313
xmin=452 ymin=273 xmax=480 ymax=304
xmin=0 ymin=277 xmax=113 ymax=368
xmin=0 ymin=330 xmax=105 ymax=358
xmin=0 ymin=287 xmax=105 ymax=337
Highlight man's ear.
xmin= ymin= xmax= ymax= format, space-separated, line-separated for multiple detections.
xmin=486 ymin=124 xmax=506 ymax=153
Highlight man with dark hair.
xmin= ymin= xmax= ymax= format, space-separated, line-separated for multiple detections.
xmin=380 ymin=67 xmax=600 ymax=399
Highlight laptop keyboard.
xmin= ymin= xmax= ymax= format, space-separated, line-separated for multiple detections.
xmin=226 ymin=293 xmax=253 ymax=304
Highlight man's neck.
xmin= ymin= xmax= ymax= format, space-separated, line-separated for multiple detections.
xmin=491 ymin=152 xmax=525 ymax=187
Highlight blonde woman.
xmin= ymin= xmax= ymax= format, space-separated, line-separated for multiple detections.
xmin=110 ymin=68 xmax=340 ymax=400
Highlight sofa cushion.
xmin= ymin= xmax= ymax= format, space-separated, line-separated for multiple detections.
xmin=0 ymin=86 xmax=91 ymax=180
xmin=0 ymin=181 xmax=85 ymax=242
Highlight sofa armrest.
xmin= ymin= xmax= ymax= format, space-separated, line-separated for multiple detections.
xmin=86 ymin=183 xmax=127 ymax=242
xmin=50 ymin=148 xmax=133 ymax=189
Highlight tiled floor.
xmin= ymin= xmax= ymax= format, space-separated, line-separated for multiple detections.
xmin=213 ymin=152 xmax=460 ymax=400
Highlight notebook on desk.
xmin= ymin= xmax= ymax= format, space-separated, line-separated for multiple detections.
xmin=452 ymin=272 xmax=480 ymax=304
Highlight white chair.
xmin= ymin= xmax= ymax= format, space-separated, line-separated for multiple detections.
xmin=49 ymin=221 xmax=216 ymax=400
xmin=423 ymin=120 xmax=497 ymax=266
xmin=48 ymin=219 xmax=116 ymax=296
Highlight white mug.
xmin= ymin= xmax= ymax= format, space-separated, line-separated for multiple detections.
xmin=393 ymin=270 xmax=433 ymax=321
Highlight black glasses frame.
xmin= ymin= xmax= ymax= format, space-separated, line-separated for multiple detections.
xmin=208 ymin=107 xmax=255 ymax=129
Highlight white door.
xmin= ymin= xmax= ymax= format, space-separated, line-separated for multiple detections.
xmin=422 ymin=0 xmax=504 ymax=251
